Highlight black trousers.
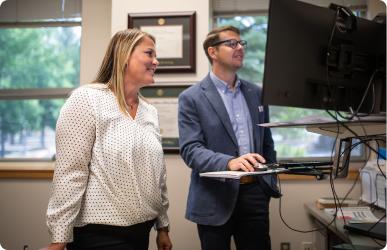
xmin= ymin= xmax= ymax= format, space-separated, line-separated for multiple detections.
xmin=66 ymin=219 xmax=156 ymax=250
xmin=197 ymin=180 xmax=271 ymax=250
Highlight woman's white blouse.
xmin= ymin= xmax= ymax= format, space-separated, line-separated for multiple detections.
xmin=46 ymin=84 xmax=169 ymax=243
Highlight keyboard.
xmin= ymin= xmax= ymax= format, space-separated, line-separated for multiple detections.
xmin=251 ymin=161 xmax=333 ymax=171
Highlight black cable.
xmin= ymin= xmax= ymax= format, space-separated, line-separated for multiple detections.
xmin=275 ymin=132 xmax=384 ymax=249
xmin=320 ymin=62 xmax=386 ymax=161
xmin=322 ymin=108 xmax=386 ymax=160
xmin=340 ymin=139 xmax=372 ymax=157
xmin=276 ymin=171 xmax=338 ymax=233
xmin=336 ymin=141 xmax=372 ymax=250
xmin=330 ymin=134 xmax=352 ymax=249
xmin=277 ymin=7 xmax=386 ymax=239
xmin=325 ymin=5 xmax=385 ymax=120
xmin=322 ymin=4 xmax=386 ymax=155
xmin=339 ymin=116 xmax=387 ymax=247
xmin=317 ymin=72 xmax=386 ymax=160
xmin=345 ymin=68 xmax=381 ymax=120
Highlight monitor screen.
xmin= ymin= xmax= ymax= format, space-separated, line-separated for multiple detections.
xmin=262 ymin=0 xmax=386 ymax=114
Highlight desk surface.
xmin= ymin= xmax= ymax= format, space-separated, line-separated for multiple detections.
xmin=305 ymin=203 xmax=386 ymax=248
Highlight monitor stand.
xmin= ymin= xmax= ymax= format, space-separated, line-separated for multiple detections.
xmin=306 ymin=118 xmax=386 ymax=179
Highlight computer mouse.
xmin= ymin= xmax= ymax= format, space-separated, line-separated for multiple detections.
xmin=238 ymin=162 xmax=268 ymax=171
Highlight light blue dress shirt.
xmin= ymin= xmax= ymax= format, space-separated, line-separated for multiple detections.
xmin=210 ymin=71 xmax=254 ymax=156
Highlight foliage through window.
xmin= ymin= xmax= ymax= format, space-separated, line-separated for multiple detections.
xmin=0 ymin=26 xmax=81 ymax=159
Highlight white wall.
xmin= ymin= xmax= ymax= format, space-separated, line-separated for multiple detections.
xmin=79 ymin=0 xmax=112 ymax=85
xmin=0 ymin=179 xmax=53 ymax=250
xmin=367 ymin=0 xmax=386 ymax=20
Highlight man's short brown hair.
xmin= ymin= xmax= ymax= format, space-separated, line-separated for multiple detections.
xmin=203 ymin=26 xmax=240 ymax=65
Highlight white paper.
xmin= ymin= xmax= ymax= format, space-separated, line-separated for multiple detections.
xmin=147 ymin=98 xmax=179 ymax=138
xmin=336 ymin=207 xmax=382 ymax=223
xmin=140 ymin=25 xmax=183 ymax=58
xmin=199 ymin=169 xmax=289 ymax=179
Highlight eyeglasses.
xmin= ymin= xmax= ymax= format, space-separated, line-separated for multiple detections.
xmin=212 ymin=39 xmax=247 ymax=49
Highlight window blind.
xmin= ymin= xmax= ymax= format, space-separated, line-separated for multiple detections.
xmin=212 ymin=0 xmax=367 ymax=17
xmin=0 ymin=0 xmax=82 ymax=22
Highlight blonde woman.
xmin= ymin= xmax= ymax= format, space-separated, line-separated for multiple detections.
xmin=40 ymin=29 xmax=172 ymax=250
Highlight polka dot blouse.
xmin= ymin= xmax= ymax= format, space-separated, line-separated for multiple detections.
xmin=46 ymin=84 xmax=170 ymax=243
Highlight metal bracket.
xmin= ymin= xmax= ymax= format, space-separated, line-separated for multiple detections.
xmin=333 ymin=138 xmax=352 ymax=179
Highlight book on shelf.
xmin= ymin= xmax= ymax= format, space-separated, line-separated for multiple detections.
xmin=316 ymin=197 xmax=358 ymax=210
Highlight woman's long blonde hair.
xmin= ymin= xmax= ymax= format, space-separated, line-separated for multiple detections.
xmin=85 ymin=28 xmax=155 ymax=117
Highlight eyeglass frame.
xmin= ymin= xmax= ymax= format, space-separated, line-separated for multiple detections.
xmin=211 ymin=39 xmax=247 ymax=49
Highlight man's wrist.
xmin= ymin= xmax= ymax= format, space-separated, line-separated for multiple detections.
xmin=227 ymin=158 xmax=236 ymax=171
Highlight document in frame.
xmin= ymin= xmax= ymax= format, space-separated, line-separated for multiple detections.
xmin=140 ymin=25 xmax=183 ymax=58
xmin=147 ymin=98 xmax=179 ymax=138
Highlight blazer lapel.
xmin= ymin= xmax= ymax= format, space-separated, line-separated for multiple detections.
xmin=202 ymin=74 xmax=238 ymax=148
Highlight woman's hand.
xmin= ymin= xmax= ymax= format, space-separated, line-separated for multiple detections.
xmin=38 ymin=243 xmax=67 ymax=250
xmin=156 ymin=231 xmax=172 ymax=250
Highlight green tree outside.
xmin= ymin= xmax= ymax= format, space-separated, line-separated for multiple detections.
xmin=0 ymin=27 xmax=80 ymax=158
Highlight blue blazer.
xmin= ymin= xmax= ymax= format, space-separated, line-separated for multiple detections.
xmin=178 ymin=74 xmax=280 ymax=226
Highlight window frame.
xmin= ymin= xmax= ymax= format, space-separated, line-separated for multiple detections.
xmin=0 ymin=21 xmax=80 ymax=163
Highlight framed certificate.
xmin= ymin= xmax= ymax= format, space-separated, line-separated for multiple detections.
xmin=140 ymin=86 xmax=188 ymax=153
xmin=128 ymin=12 xmax=196 ymax=73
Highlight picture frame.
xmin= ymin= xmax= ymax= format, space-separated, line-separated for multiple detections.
xmin=128 ymin=12 xmax=196 ymax=73
xmin=140 ymin=86 xmax=188 ymax=153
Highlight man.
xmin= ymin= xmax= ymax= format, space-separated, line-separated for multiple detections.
xmin=178 ymin=26 xmax=281 ymax=250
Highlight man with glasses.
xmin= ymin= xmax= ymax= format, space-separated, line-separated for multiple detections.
xmin=178 ymin=26 xmax=280 ymax=250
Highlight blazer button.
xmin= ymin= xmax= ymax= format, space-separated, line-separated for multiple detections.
xmin=235 ymin=151 xmax=238 ymax=156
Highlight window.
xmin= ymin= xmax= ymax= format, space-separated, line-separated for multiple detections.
xmin=216 ymin=16 xmax=364 ymax=160
xmin=0 ymin=0 xmax=81 ymax=160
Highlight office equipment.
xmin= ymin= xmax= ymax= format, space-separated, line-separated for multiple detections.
xmin=332 ymin=244 xmax=383 ymax=250
xmin=306 ymin=203 xmax=385 ymax=248
xmin=360 ymin=169 xmax=377 ymax=205
xmin=260 ymin=115 xmax=386 ymax=179
xmin=201 ymin=161 xmax=333 ymax=180
xmin=360 ymin=161 xmax=386 ymax=208
xmin=344 ymin=222 xmax=386 ymax=241
xmin=262 ymin=0 xmax=386 ymax=114
xmin=375 ymin=173 xmax=386 ymax=209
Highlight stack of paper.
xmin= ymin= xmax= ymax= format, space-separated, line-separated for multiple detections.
xmin=336 ymin=207 xmax=383 ymax=223
xmin=316 ymin=197 xmax=358 ymax=210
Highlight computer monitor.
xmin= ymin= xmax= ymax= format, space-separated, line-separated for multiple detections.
xmin=262 ymin=0 xmax=386 ymax=114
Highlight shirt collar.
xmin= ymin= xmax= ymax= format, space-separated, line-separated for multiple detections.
xmin=210 ymin=71 xmax=241 ymax=93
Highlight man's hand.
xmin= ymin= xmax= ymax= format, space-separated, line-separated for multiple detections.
xmin=38 ymin=243 xmax=67 ymax=250
xmin=156 ymin=231 xmax=172 ymax=250
xmin=228 ymin=153 xmax=266 ymax=172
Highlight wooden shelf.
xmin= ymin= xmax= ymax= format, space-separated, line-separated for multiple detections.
xmin=278 ymin=169 xmax=360 ymax=180
xmin=0 ymin=169 xmax=54 ymax=178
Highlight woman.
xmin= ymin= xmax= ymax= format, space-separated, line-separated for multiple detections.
xmin=40 ymin=29 xmax=172 ymax=250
